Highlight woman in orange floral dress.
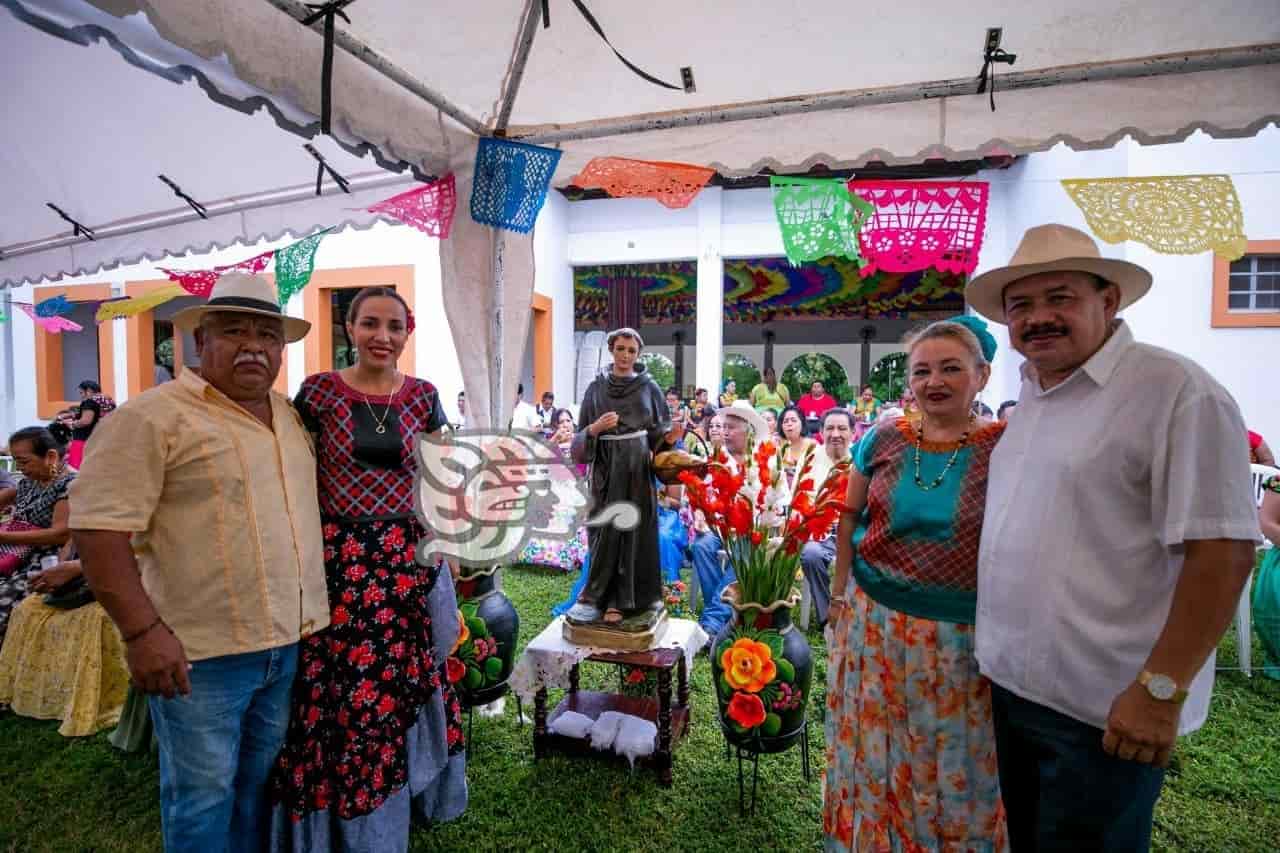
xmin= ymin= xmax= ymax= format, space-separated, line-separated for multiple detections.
xmin=824 ymin=318 xmax=1008 ymax=852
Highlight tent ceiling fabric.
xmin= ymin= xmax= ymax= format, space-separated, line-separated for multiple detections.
xmin=3 ymin=0 xmax=1278 ymax=290
xmin=63 ymin=0 xmax=1280 ymax=181
xmin=0 ymin=1 xmax=419 ymax=287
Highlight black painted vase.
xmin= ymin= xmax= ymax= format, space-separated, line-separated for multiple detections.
xmin=448 ymin=566 xmax=520 ymax=707
xmin=711 ymin=583 xmax=812 ymax=753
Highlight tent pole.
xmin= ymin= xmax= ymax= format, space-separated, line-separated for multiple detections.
xmin=261 ymin=0 xmax=487 ymax=136
xmin=494 ymin=0 xmax=544 ymax=132
xmin=492 ymin=231 xmax=506 ymax=430
xmin=506 ymin=42 xmax=1280 ymax=144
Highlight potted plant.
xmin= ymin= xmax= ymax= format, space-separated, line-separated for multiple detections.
xmin=447 ymin=566 xmax=519 ymax=708
xmin=679 ymin=444 xmax=849 ymax=751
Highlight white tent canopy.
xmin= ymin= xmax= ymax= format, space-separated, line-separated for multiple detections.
xmin=3 ymin=0 xmax=1278 ymax=424
xmin=30 ymin=0 xmax=1280 ymax=174
xmin=6 ymin=0 xmax=1278 ymax=286
xmin=0 ymin=0 xmax=422 ymax=288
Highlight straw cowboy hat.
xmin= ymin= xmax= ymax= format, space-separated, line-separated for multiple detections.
xmin=966 ymin=224 xmax=1152 ymax=323
xmin=172 ymin=272 xmax=311 ymax=343
xmin=722 ymin=399 xmax=770 ymax=438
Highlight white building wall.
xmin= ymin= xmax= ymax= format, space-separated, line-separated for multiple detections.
xmin=533 ymin=192 xmax=576 ymax=403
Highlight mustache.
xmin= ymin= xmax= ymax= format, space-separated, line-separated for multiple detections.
xmin=234 ymin=352 xmax=270 ymax=367
xmin=1022 ymin=323 xmax=1069 ymax=342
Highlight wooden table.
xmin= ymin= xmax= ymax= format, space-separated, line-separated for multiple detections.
xmin=532 ymin=646 xmax=691 ymax=786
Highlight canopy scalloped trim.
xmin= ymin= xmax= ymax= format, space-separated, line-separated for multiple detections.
xmin=0 ymin=216 xmax=383 ymax=289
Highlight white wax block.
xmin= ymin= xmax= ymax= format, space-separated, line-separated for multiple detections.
xmin=613 ymin=714 xmax=658 ymax=768
xmin=548 ymin=710 xmax=594 ymax=739
xmin=588 ymin=711 xmax=627 ymax=751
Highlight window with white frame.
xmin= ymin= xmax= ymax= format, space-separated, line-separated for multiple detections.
xmin=1227 ymin=254 xmax=1280 ymax=312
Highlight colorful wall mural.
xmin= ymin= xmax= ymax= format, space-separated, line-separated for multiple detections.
xmin=573 ymin=257 xmax=966 ymax=327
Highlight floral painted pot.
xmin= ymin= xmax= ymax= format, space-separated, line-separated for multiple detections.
xmin=711 ymin=583 xmax=812 ymax=753
xmin=448 ymin=566 xmax=519 ymax=707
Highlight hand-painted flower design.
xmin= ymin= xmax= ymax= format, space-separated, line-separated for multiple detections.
xmin=445 ymin=657 xmax=466 ymax=684
xmin=451 ymin=609 xmax=469 ymax=654
xmin=727 ymin=692 xmax=767 ymax=729
xmin=720 ymin=638 xmax=777 ymax=693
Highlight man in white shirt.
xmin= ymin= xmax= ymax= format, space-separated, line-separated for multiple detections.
xmin=535 ymin=391 xmax=556 ymax=430
xmin=798 ymin=408 xmax=855 ymax=628
xmin=510 ymin=383 xmax=542 ymax=432
xmin=967 ymin=225 xmax=1259 ymax=851
xmin=455 ymin=390 xmax=468 ymax=430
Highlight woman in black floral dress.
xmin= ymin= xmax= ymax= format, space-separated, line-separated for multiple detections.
xmin=269 ymin=288 xmax=466 ymax=851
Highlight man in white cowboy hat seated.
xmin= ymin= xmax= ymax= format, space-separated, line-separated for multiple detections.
xmin=70 ymin=272 xmax=328 ymax=852
xmin=689 ymin=399 xmax=791 ymax=636
xmin=968 ymin=224 xmax=1259 ymax=851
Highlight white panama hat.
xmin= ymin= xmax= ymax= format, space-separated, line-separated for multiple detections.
xmin=172 ymin=272 xmax=311 ymax=343
xmin=965 ymin=224 xmax=1152 ymax=324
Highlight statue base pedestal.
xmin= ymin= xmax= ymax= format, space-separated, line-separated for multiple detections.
xmin=562 ymin=608 xmax=668 ymax=651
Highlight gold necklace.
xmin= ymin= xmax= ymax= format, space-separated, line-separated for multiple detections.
xmin=912 ymin=416 xmax=974 ymax=490
xmin=362 ymin=373 xmax=404 ymax=435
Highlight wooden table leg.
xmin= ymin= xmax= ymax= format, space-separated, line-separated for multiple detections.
xmin=533 ymin=687 xmax=548 ymax=759
xmin=677 ymin=653 xmax=690 ymax=710
xmin=569 ymin=662 xmax=580 ymax=695
xmin=656 ymin=665 xmax=674 ymax=786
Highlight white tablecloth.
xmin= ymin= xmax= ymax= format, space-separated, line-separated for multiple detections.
xmin=509 ymin=617 xmax=709 ymax=702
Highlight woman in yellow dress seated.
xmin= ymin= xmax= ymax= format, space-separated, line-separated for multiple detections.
xmin=0 ymin=542 xmax=129 ymax=737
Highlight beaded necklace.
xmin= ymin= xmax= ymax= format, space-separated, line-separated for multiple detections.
xmin=912 ymin=416 xmax=974 ymax=491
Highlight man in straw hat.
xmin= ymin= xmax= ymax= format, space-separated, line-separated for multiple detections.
xmin=968 ymin=224 xmax=1260 ymax=850
xmin=70 ymin=272 xmax=328 ymax=851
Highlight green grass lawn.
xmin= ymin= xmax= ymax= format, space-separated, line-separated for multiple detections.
xmin=0 ymin=564 xmax=1276 ymax=852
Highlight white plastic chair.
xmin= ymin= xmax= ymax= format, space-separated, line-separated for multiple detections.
xmin=1237 ymin=464 xmax=1280 ymax=677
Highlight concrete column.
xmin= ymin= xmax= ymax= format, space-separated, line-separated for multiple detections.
xmin=672 ymin=329 xmax=685 ymax=392
xmin=694 ymin=188 xmax=723 ymax=398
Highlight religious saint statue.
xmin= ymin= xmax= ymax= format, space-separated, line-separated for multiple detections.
xmin=566 ymin=327 xmax=680 ymax=632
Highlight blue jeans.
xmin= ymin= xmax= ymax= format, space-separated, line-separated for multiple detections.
xmin=990 ymin=683 xmax=1166 ymax=852
xmin=691 ymin=531 xmax=733 ymax=636
xmin=149 ymin=643 xmax=298 ymax=853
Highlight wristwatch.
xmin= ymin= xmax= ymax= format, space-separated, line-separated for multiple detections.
xmin=1138 ymin=670 xmax=1188 ymax=704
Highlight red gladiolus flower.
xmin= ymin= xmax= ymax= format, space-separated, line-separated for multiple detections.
xmin=727 ymin=498 xmax=753 ymax=537
xmin=726 ymin=692 xmax=767 ymax=729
